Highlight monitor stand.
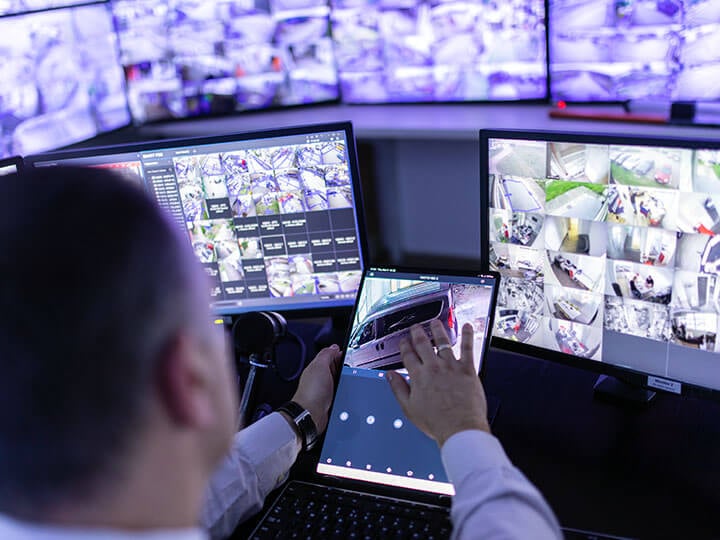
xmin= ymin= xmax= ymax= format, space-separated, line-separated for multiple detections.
xmin=593 ymin=375 xmax=656 ymax=407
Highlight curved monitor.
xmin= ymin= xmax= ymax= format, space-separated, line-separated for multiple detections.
xmin=0 ymin=3 xmax=130 ymax=158
xmin=27 ymin=122 xmax=366 ymax=315
xmin=482 ymin=129 xmax=720 ymax=398
xmin=332 ymin=0 xmax=547 ymax=103
xmin=549 ymin=0 xmax=720 ymax=102
xmin=111 ymin=0 xmax=340 ymax=123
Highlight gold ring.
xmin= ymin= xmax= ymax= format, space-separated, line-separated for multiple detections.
xmin=436 ymin=343 xmax=452 ymax=353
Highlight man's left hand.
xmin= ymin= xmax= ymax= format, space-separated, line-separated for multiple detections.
xmin=291 ymin=345 xmax=343 ymax=433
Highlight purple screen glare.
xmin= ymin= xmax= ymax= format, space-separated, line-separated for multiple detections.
xmin=550 ymin=0 xmax=720 ymax=101
xmin=112 ymin=0 xmax=339 ymax=123
xmin=0 ymin=0 xmax=93 ymax=16
xmin=331 ymin=0 xmax=547 ymax=103
xmin=0 ymin=4 xmax=130 ymax=158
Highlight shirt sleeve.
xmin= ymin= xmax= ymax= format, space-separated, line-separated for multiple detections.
xmin=200 ymin=412 xmax=302 ymax=540
xmin=441 ymin=430 xmax=563 ymax=540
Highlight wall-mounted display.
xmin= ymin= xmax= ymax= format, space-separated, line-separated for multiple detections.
xmin=550 ymin=0 xmax=720 ymax=101
xmin=0 ymin=3 xmax=130 ymax=158
xmin=112 ymin=0 xmax=339 ymax=123
xmin=332 ymin=0 xmax=547 ymax=103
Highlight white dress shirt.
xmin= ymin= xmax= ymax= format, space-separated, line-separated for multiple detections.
xmin=442 ymin=430 xmax=563 ymax=540
xmin=201 ymin=412 xmax=301 ymax=540
xmin=0 ymin=514 xmax=205 ymax=540
xmin=202 ymin=413 xmax=562 ymax=540
xmin=0 ymin=414 xmax=561 ymax=540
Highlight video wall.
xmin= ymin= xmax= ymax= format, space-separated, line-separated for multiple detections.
xmin=112 ymin=0 xmax=339 ymax=122
xmin=331 ymin=0 xmax=547 ymax=103
xmin=550 ymin=0 xmax=720 ymax=101
xmin=489 ymin=136 xmax=720 ymax=391
xmin=0 ymin=2 xmax=130 ymax=159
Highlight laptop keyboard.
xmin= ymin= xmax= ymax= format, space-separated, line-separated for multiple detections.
xmin=250 ymin=481 xmax=453 ymax=539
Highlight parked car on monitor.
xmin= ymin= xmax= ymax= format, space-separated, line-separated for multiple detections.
xmin=345 ymin=282 xmax=458 ymax=370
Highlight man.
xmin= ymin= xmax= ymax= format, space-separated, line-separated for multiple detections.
xmin=0 ymin=166 xmax=339 ymax=540
xmin=1 ymin=166 xmax=560 ymax=539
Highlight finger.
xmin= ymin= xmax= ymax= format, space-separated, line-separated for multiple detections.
xmin=429 ymin=320 xmax=454 ymax=358
xmin=459 ymin=323 xmax=476 ymax=373
xmin=326 ymin=345 xmax=344 ymax=378
xmin=410 ymin=324 xmax=439 ymax=365
xmin=399 ymin=338 xmax=421 ymax=377
xmin=314 ymin=344 xmax=340 ymax=362
xmin=387 ymin=371 xmax=411 ymax=413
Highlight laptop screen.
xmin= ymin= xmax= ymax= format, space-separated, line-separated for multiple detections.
xmin=317 ymin=267 xmax=499 ymax=495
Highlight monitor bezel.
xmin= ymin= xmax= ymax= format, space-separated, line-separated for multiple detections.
xmin=480 ymin=127 xmax=720 ymax=401
xmin=26 ymin=121 xmax=369 ymax=315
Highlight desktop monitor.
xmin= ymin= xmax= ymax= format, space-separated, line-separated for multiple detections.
xmin=111 ymin=0 xmax=340 ymax=123
xmin=549 ymin=0 xmax=720 ymax=102
xmin=0 ymin=3 xmax=130 ymax=158
xmin=482 ymin=128 xmax=720 ymax=398
xmin=331 ymin=0 xmax=547 ymax=103
xmin=27 ymin=122 xmax=367 ymax=314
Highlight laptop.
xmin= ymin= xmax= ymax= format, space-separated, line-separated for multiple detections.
xmin=249 ymin=265 xmax=500 ymax=539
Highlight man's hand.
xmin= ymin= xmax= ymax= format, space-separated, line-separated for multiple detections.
xmin=387 ymin=320 xmax=490 ymax=447
xmin=291 ymin=345 xmax=343 ymax=433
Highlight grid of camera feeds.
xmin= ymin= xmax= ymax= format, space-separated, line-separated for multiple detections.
xmin=111 ymin=0 xmax=339 ymax=122
xmin=0 ymin=3 xmax=130 ymax=158
xmin=318 ymin=270 xmax=496 ymax=495
xmin=331 ymin=0 xmax=547 ymax=102
xmin=175 ymin=137 xmax=362 ymax=305
xmin=489 ymin=136 xmax=720 ymax=391
xmin=550 ymin=0 xmax=720 ymax=101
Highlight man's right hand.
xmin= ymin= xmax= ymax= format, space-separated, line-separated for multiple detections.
xmin=387 ymin=320 xmax=490 ymax=447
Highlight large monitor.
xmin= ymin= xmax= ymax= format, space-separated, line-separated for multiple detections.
xmin=111 ymin=0 xmax=339 ymax=123
xmin=331 ymin=0 xmax=547 ymax=103
xmin=549 ymin=0 xmax=720 ymax=102
xmin=27 ymin=122 xmax=366 ymax=314
xmin=482 ymin=129 xmax=720 ymax=398
xmin=0 ymin=3 xmax=130 ymax=158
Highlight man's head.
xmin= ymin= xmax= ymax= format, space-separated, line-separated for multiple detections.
xmin=0 ymin=166 xmax=236 ymax=519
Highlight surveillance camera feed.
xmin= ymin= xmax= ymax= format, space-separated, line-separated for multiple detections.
xmin=0 ymin=1 xmax=91 ymax=16
xmin=550 ymin=0 xmax=720 ymax=101
xmin=32 ymin=128 xmax=363 ymax=313
xmin=111 ymin=0 xmax=339 ymax=123
xmin=489 ymin=134 xmax=720 ymax=392
xmin=319 ymin=268 xmax=497 ymax=495
xmin=0 ymin=4 xmax=130 ymax=159
xmin=331 ymin=0 xmax=547 ymax=103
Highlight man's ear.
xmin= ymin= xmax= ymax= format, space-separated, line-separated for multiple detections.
xmin=155 ymin=332 xmax=215 ymax=429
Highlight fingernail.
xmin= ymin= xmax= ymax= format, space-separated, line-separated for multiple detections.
xmin=331 ymin=344 xmax=340 ymax=351
xmin=386 ymin=372 xmax=393 ymax=382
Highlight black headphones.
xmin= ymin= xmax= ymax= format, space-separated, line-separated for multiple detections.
xmin=231 ymin=311 xmax=308 ymax=425
xmin=231 ymin=311 xmax=307 ymax=382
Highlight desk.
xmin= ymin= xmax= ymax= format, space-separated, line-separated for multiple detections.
xmin=484 ymin=348 xmax=720 ymax=539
